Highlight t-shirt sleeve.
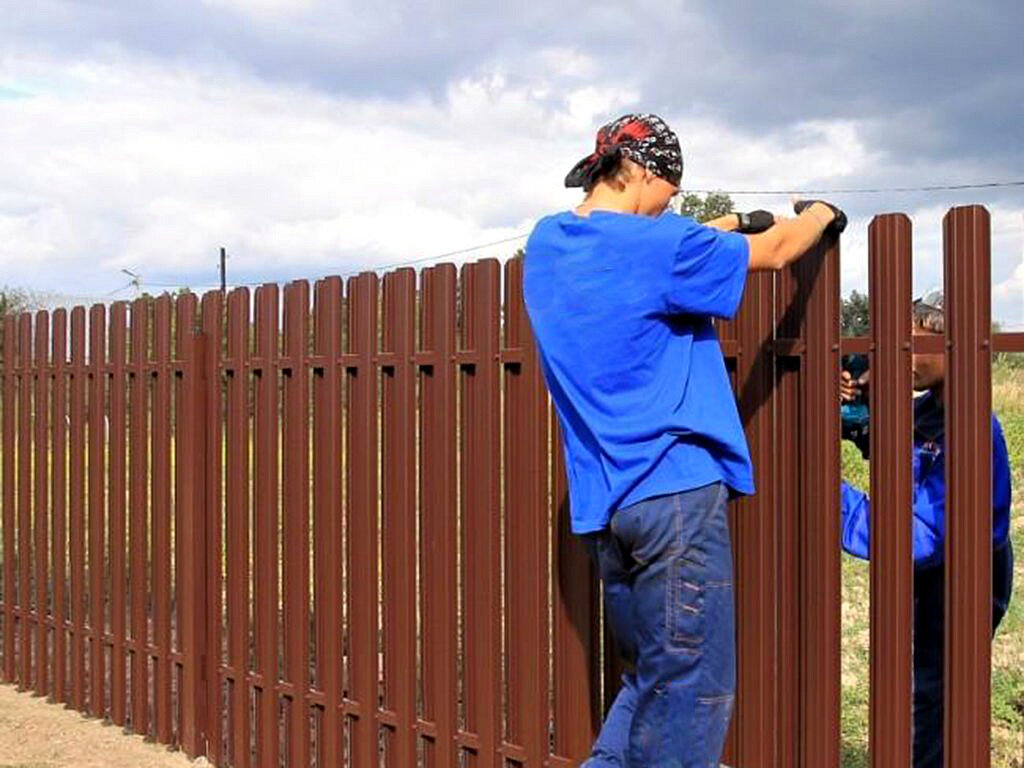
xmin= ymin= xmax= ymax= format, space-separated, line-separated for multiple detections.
xmin=664 ymin=220 xmax=750 ymax=319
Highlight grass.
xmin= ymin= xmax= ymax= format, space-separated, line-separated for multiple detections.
xmin=839 ymin=362 xmax=1024 ymax=766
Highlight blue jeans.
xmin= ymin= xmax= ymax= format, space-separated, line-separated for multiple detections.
xmin=581 ymin=482 xmax=736 ymax=768
xmin=912 ymin=540 xmax=1015 ymax=768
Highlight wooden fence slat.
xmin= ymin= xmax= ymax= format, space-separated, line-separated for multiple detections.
xmin=282 ymin=281 xmax=311 ymax=768
xmin=727 ymin=272 xmax=779 ymax=766
xmin=943 ymin=205 xmax=993 ymax=767
xmin=87 ymin=305 xmax=107 ymax=717
xmin=225 ymin=288 xmax=252 ymax=768
xmin=550 ymin=413 xmax=599 ymax=763
xmin=346 ymin=272 xmax=380 ymax=768
xmin=69 ymin=307 xmax=87 ymax=712
xmin=129 ymin=297 xmax=150 ymax=735
xmin=380 ymin=268 xmax=417 ymax=768
xmin=109 ymin=303 xmax=128 ymax=726
xmin=201 ymin=290 xmax=225 ymax=765
xmin=419 ymin=264 xmax=458 ymax=768
xmin=33 ymin=311 xmax=50 ymax=697
xmin=459 ymin=260 xmax=502 ymax=768
xmin=503 ymin=256 xmax=550 ymax=767
xmin=18 ymin=313 xmax=32 ymax=690
xmin=1 ymin=316 xmax=16 ymax=683
xmin=313 ymin=277 xmax=344 ymax=767
xmin=310 ymin=278 xmax=343 ymax=766
xmin=868 ymin=214 xmax=915 ymax=767
xmin=175 ymin=293 xmax=207 ymax=757
xmin=152 ymin=295 xmax=173 ymax=743
xmin=799 ymin=239 xmax=843 ymax=768
xmin=51 ymin=309 xmax=68 ymax=704
xmin=253 ymin=284 xmax=280 ymax=768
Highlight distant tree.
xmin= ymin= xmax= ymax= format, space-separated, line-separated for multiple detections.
xmin=841 ymin=290 xmax=870 ymax=337
xmin=678 ymin=191 xmax=734 ymax=223
xmin=0 ymin=286 xmax=40 ymax=317
xmin=0 ymin=286 xmax=46 ymax=360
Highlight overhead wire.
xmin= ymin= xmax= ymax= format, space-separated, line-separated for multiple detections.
xmin=51 ymin=177 xmax=1024 ymax=297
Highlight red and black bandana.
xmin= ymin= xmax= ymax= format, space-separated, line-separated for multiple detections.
xmin=564 ymin=113 xmax=683 ymax=189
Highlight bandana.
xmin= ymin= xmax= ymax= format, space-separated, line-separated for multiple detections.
xmin=564 ymin=113 xmax=683 ymax=189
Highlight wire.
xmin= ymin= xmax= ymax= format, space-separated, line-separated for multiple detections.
xmin=686 ymin=180 xmax=1024 ymax=196
xmin=65 ymin=178 xmax=1024 ymax=295
xmin=335 ymin=233 xmax=528 ymax=279
xmin=135 ymin=233 xmax=531 ymax=293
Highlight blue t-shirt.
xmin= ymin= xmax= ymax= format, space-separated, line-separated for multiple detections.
xmin=524 ymin=210 xmax=753 ymax=534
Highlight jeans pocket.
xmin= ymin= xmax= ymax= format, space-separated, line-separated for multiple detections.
xmin=666 ymin=553 xmax=704 ymax=654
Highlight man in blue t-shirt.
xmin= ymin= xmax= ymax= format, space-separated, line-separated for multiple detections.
xmin=839 ymin=291 xmax=1014 ymax=768
xmin=524 ymin=112 xmax=847 ymax=768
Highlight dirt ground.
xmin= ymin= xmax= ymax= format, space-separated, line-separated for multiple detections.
xmin=0 ymin=684 xmax=205 ymax=768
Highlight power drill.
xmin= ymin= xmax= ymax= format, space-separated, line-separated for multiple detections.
xmin=841 ymin=354 xmax=869 ymax=457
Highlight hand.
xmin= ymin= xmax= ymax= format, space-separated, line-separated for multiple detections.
xmin=840 ymin=369 xmax=869 ymax=402
xmin=794 ymin=199 xmax=848 ymax=235
xmin=736 ymin=210 xmax=775 ymax=234
xmin=840 ymin=370 xmax=859 ymax=402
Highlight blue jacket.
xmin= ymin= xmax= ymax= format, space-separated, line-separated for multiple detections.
xmin=840 ymin=391 xmax=1012 ymax=568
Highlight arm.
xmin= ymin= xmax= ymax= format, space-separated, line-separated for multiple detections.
xmin=705 ymin=213 xmax=740 ymax=231
xmin=746 ymin=202 xmax=839 ymax=271
xmin=707 ymin=210 xmax=776 ymax=233
xmin=840 ymin=480 xmax=944 ymax=566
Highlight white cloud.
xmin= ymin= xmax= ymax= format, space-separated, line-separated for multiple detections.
xmin=201 ymin=0 xmax=316 ymax=18
xmin=3 ymin=43 xmax=1017 ymax=327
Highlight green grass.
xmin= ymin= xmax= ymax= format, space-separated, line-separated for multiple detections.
xmin=839 ymin=363 xmax=1024 ymax=765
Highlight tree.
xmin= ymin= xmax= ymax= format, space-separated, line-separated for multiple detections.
xmin=0 ymin=286 xmax=46 ymax=360
xmin=677 ymin=191 xmax=734 ymax=223
xmin=841 ymin=290 xmax=870 ymax=336
xmin=0 ymin=286 xmax=40 ymax=317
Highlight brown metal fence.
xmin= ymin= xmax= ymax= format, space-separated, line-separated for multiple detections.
xmin=0 ymin=204 xmax=1018 ymax=767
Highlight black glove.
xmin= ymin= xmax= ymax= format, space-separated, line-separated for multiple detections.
xmin=793 ymin=199 xmax=847 ymax=235
xmin=735 ymin=210 xmax=775 ymax=234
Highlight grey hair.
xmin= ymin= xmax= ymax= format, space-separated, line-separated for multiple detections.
xmin=912 ymin=290 xmax=945 ymax=334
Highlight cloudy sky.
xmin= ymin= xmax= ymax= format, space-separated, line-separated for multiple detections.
xmin=2 ymin=1 xmax=1023 ymax=323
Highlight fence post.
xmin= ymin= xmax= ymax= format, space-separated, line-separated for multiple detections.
xmin=943 ymin=205 xmax=993 ymax=767
xmin=868 ymin=214 xmax=914 ymax=767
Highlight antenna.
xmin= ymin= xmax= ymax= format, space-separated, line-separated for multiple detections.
xmin=121 ymin=268 xmax=142 ymax=297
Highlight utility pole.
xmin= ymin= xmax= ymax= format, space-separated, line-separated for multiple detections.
xmin=220 ymin=247 xmax=227 ymax=292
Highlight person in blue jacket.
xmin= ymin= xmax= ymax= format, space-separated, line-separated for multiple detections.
xmin=525 ymin=112 xmax=847 ymax=768
xmin=839 ymin=290 xmax=1014 ymax=768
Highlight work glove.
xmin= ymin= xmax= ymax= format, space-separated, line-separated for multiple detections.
xmin=793 ymin=199 xmax=847 ymax=235
xmin=735 ymin=210 xmax=775 ymax=234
